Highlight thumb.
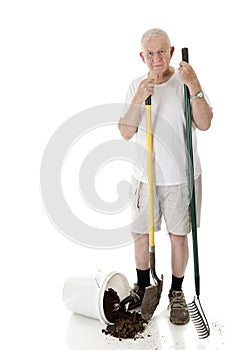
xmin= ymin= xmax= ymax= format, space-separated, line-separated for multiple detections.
xmin=148 ymin=71 xmax=156 ymax=80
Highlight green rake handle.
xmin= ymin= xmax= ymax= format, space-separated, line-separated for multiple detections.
xmin=182 ymin=48 xmax=200 ymax=297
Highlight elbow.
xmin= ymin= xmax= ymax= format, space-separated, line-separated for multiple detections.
xmin=199 ymin=126 xmax=210 ymax=131
xmin=119 ymin=129 xmax=134 ymax=141
xmin=199 ymin=121 xmax=211 ymax=131
xmin=118 ymin=122 xmax=136 ymax=140
xmin=197 ymin=110 xmax=213 ymax=131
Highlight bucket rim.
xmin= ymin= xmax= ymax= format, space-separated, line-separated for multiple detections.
xmin=97 ymin=270 xmax=130 ymax=324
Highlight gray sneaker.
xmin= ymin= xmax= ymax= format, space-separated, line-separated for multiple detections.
xmin=168 ymin=290 xmax=190 ymax=325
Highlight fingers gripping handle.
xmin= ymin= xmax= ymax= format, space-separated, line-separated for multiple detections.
xmin=182 ymin=48 xmax=189 ymax=63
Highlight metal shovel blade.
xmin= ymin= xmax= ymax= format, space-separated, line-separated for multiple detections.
xmin=141 ymin=277 xmax=163 ymax=321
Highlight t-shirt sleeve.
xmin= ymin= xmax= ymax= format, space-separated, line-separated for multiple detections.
xmin=121 ymin=80 xmax=137 ymax=116
xmin=122 ymin=77 xmax=144 ymax=117
xmin=125 ymin=81 xmax=137 ymax=104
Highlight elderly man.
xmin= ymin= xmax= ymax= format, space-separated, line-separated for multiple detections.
xmin=118 ymin=28 xmax=212 ymax=325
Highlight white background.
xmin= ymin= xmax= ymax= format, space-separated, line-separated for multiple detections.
xmin=1 ymin=0 xmax=232 ymax=349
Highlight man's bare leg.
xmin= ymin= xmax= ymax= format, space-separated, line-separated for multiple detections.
xmin=133 ymin=233 xmax=149 ymax=270
xmin=169 ymin=233 xmax=189 ymax=278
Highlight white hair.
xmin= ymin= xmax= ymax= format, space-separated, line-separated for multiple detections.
xmin=141 ymin=28 xmax=171 ymax=47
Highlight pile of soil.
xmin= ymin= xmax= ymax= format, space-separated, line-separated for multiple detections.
xmin=102 ymin=288 xmax=147 ymax=340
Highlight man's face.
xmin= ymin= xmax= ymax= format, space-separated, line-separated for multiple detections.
xmin=140 ymin=36 xmax=174 ymax=75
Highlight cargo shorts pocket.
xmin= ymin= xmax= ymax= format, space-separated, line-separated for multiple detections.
xmin=130 ymin=176 xmax=142 ymax=210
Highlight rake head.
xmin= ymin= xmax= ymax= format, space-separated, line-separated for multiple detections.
xmin=188 ymin=296 xmax=210 ymax=339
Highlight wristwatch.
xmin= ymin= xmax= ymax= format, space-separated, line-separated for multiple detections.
xmin=190 ymin=91 xmax=204 ymax=100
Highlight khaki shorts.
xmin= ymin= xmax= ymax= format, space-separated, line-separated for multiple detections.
xmin=131 ymin=175 xmax=202 ymax=235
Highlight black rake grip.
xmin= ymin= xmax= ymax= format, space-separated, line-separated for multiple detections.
xmin=182 ymin=47 xmax=189 ymax=63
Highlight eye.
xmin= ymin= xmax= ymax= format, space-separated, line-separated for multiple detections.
xmin=158 ymin=49 xmax=166 ymax=55
xmin=146 ymin=51 xmax=153 ymax=58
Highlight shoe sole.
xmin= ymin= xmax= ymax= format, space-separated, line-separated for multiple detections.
xmin=170 ymin=316 xmax=190 ymax=325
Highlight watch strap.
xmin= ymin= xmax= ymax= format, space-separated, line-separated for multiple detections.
xmin=190 ymin=91 xmax=204 ymax=100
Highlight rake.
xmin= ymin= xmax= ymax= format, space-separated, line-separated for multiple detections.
xmin=182 ymin=47 xmax=210 ymax=339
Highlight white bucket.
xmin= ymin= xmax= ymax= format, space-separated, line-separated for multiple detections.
xmin=63 ymin=270 xmax=130 ymax=324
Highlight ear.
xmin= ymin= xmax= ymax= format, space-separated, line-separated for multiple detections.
xmin=170 ymin=46 xmax=175 ymax=59
xmin=140 ymin=51 xmax=146 ymax=64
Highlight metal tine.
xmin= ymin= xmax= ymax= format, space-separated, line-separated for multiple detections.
xmin=189 ymin=320 xmax=209 ymax=338
xmin=194 ymin=323 xmax=207 ymax=330
xmin=191 ymin=319 xmax=205 ymax=327
xmin=195 ymin=328 xmax=207 ymax=335
xmin=193 ymin=321 xmax=208 ymax=330
xmin=188 ymin=298 xmax=210 ymax=339
xmin=199 ymin=331 xmax=209 ymax=339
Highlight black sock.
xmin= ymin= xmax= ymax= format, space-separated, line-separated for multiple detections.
xmin=136 ymin=268 xmax=150 ymax=292
xmin=171 ymin=275 xmax=184 ymax=292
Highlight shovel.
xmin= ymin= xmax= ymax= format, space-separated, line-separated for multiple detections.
xmin=140 ymin=96 xmax=163 ymax=321
xmin=182 ymin=48 xmax=210 ymax=338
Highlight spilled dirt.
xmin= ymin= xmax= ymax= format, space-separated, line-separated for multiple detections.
xmin=102 ymin=288 xmax=147 ymax=340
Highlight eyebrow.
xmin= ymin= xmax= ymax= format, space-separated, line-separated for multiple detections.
xmin=145 ymin=48 xmax=166 ymax=52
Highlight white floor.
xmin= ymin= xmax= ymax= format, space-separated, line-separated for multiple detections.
xmin=63 ymin=231 xmax=232 ymax=350
xmin=2 ymin=224 xmax=232 ymax=350
xmin=66 ymin=299 xmax=230 ymax=350
xmin=2 ymin=186 xmax=232 ymax=350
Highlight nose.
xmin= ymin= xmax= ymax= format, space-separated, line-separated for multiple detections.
xmin=152 ymin=52 xmax=162 ymax=61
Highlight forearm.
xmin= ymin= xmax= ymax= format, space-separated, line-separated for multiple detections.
xmin=188 ymin=81 xmax=213 ymax=131
xmin=118 ymin=96 xmax=143 ymax=140
xmin=179 ymin=63 xmax=213 ymax=131
xmin=191 ymin=97 xmax=213 ymax=131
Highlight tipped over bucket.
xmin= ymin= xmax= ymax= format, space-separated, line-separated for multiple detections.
xmin=63 ymin=270 xmax=130 ymax=324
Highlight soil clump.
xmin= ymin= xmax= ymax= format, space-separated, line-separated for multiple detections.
xmin=102 ymin=288 xmax=147 ymax=340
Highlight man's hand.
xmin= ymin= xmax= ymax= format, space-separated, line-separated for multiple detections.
xmin=178 ymin=61 xmax=201 ymax=96
xmin=135 ymin=78 xmax=155 ymax=104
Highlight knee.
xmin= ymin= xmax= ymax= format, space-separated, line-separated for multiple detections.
xmin=132 ymin=233 xmax=149 ymax=246
xmin=169 ymin=233 xmax=187 ymax=246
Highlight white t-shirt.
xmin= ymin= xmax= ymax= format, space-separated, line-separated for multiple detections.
xmin=125 ymin=69 xmax=202 ymax=185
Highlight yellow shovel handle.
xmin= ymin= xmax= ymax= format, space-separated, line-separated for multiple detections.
xmin=146 ymin=103 xmax=155 ymax=249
